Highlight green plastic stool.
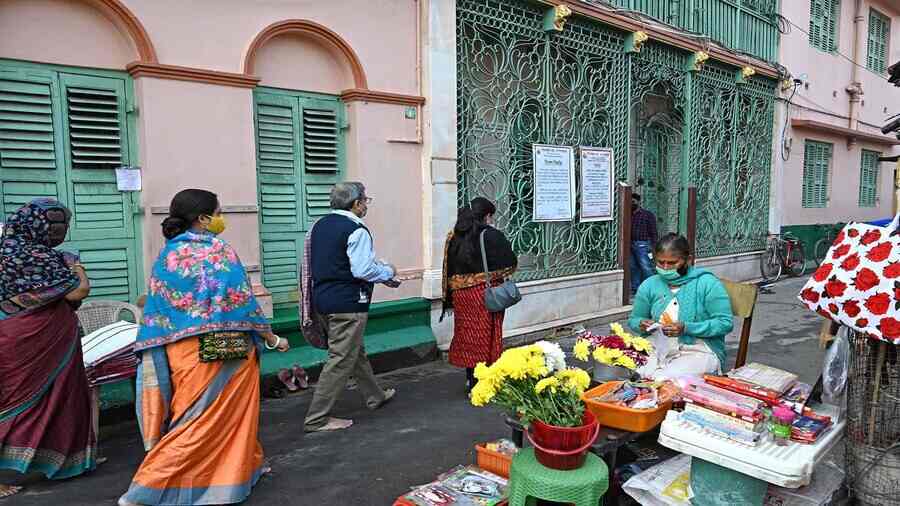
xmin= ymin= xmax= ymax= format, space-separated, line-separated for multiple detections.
xmin=507 ymin=448 xmax=609 ymax=506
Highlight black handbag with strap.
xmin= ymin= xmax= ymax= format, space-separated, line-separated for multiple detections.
xmin=479 ymin=229 xmax=521 ymax=312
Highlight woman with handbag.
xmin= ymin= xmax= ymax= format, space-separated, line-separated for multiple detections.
xmin=442 ymin=197 xmax=518 ymax=392
xmin=119 ymin=189 xmax=289 ymax=506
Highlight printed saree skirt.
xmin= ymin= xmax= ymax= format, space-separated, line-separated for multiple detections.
xmin=448 ymin=283 xmax=505 ymax=368
xmin=0 ymin=300 xmax=97 ymax=479
xmin=121 ymin=336 xmax=264 ymax=505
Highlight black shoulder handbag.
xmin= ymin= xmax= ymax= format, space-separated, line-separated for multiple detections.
xmin=479 ymin=229 xmax=521 ymax=312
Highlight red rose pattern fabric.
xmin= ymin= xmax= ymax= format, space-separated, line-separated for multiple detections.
xmin=798 ymin=221 xmax=900 ymax=344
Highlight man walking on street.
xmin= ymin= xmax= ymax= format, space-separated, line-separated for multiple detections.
xmin=304 ymin=182 xmax=399 ymax=432
xmin=630 ymin=194 xmax=658 ymax=295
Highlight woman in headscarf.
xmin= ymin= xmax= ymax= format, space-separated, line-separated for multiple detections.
xmin=441 ymin=197 xmax=517 ymax=392
xmin=119 ymin=189 xmax=289 ymax=506
xmin=0 ymin=198 xmax=94 ymax=498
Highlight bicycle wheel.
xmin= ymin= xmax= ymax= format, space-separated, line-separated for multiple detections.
xmin=814 ymin=238 xmax=832 ymax=265
xmin=760 ymin=244 xmax=782 ymax=282
xmin=786 ymin=242 xmax=808 ymax=277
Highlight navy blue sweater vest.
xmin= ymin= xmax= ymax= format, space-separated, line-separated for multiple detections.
xmin=311 ymin=213 xmax=374 ymax=314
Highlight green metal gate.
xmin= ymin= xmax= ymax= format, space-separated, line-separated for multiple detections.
xmin=457 ymin=0 xmax=776 ymax=281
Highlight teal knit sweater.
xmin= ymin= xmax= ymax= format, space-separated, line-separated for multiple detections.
xmin=627 ymin=267 xmax=734 ymax=368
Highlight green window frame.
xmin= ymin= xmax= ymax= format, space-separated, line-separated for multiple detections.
xmin=867 ymin=8 xmax=890 ymax=74
xmin=859 ymin=149 xmax=881 ymax=207
xmin=252 ymin=87 xmax=346 ymax=311
xmin=809 ymin=0 xmax=840 ymax=53
xmin=802 ymin=140 xmax=832 ymax=208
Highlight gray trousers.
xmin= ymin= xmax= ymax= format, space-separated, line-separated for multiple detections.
xmin=304 ymin=312 xmax=385 ymax=430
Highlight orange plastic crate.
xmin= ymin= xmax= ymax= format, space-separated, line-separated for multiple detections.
xmin=475 ymin=444 xmax=513 ymax=478
xmin=581 ymin=381 xmax=676 ymax=433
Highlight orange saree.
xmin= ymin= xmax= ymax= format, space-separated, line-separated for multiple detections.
xmin=120 ymin=337 xmax=264 ymax=505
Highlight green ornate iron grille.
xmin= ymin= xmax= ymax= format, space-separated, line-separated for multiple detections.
xmin=457 ymin=0 xmax=777 ymax=280
xmin=688 ymin=62 xmax=775 ymax=258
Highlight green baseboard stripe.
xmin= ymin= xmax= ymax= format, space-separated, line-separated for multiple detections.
xmin=99 ymin=297 xmax=436 ymax=409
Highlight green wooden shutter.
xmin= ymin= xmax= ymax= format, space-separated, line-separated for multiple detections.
xmin=1 ymin=65 xmax=141 ymax=302
xmin=859 ymin=149 xmax=880 ymax=207
xmin=59 ymin=73 xmax=138 ymax=300
xmin=0 ymin=70 xmax=65 ymax=215
xmin=803 ymin=140 xmax=832 ymax=208
xmin=253 ymin=91 xmax=345 ymax=312
xmin=867 ymin=9 xmax=890 ymax=74
xmin=809 ymin=0 xmax=840 ymax=52
xmin=254 ymin=91 xmax=304 ymax=309
xmin=299 ymin=95 xmax=344 ymax=228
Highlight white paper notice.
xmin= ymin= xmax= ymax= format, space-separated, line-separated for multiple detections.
xmin=115 ymin=167 xmax=141 ymax=191
xmin=580 ymin=147 xmax=614 ymax=222
xmin=532 ymin=144 xmax=575 ymax=222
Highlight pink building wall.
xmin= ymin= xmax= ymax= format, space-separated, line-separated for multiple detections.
xmin=0 ymin=0 xmax=425 ymax=305
xmin=779 ymin=0 xmax=900 ymax=226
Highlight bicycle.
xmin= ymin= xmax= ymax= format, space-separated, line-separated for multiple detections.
xmin=813 ymin=223 xmax=846 ymax=265
xmin=759 ymin=232 xmax=808 ymax=283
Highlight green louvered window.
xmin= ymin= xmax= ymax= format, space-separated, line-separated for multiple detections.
xmin=0 ymin=62 xmax=142 ymax=302
xmin=253 ymin=89 xmax=345 ymax=311
xmin=859 ymin=149 xmax=881 ymax=207
xmin=802 ymin=140 xmax=832 ymax=208
xmin=809 ymin=0 xmax=840 ymax=53
xmin=867 ymin=8 xmax=890 ymax=74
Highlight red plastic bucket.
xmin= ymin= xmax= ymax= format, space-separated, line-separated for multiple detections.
xmin=526 ymin=410 xmax=600 ymax=470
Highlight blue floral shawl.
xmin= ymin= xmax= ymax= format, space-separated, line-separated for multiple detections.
xmin=135 ymin=231 xmax=270 ymax=352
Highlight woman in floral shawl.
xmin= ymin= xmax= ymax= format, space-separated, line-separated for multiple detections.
xmin=119 ymin=189 xmax=289 ymax=506
xmin=0 ymin=198 xmax=94 ymax=499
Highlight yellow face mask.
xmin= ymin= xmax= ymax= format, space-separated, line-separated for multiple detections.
xmin=204 ymin=214 xmax=226 ymax=235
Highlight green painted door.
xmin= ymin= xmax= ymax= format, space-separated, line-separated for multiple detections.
xmin=253 ymin=89 xmax=345 ymax=311
xmin=0 ymin=63 xmax=142 ymax=301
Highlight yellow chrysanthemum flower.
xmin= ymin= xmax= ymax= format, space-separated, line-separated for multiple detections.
xmin=555 ymin=368 xmax=591 ymax=394
xmin=573 ymin=339 xmax=591 ymax=361
xmin=631 ymin=337 xmax=653 ymax=353
xmin=469 ymin=380 xmax=497 ymax=406
xmin=615 ymin=355 xmax=637 ymax=370
xmin=473 ymin=362 xmax=492 ymax=380
xmin=535 ymin=376 xmax=560 ymax=394
xmin=610 ymin=322 xmax=626 ymax=336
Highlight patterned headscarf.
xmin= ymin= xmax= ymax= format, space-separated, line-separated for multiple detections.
xmin=0 ymin=198 xmax=80 ymax=320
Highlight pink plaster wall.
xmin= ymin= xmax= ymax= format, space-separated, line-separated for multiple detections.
xmin=0 ymin=0 xmax=136 ymax=69
xmin=253 ymin=33 xmax=354 ymax=93
xmin=134 ymin=78 xmax=260 ymax=272
xmin=344 ymin=101 xmax=423 ymax=302
xmin=780 ymin=0 xmax=900 ymax=226
xmin=124 ymin=0 xmax=419 ymax=94
xmin=784 ymin=129 xmax=894 ymax=225
xmin=1 ymin=0 xmax=425 ymax=305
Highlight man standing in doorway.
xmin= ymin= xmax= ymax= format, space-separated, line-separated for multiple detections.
xmin=304 ymin=182 xmax=400 ymax=432
xmin=630 ymin=194 xmax=658 ymax=296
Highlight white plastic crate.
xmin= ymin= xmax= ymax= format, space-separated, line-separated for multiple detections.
xmin=658 ymin=404 xmax=845 ymax=488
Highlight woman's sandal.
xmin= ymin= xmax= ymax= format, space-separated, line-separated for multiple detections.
xmin=292 ymin=365 xmax=309 ymax=389
xmin=0 ymin=485 xmax=22 ymax=500
xmin=276 ymin=368 xmax=299 ymax=392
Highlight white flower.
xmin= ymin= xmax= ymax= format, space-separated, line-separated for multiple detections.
xmin=535 ymin=340 xmax=567 ymax=373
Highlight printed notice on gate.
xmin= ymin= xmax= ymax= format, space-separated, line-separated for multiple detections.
xmin=532 ymin=144 xmax=575 ymax=222
xmin=579 ymin=147 xmax=614 ymax=222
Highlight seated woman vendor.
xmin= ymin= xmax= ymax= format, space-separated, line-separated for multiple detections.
xmin=628 ymin=233 xmax=734 ymax=380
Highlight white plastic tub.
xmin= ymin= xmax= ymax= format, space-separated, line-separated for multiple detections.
xmin=658 ymin=404 xmax=845 ymax=488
